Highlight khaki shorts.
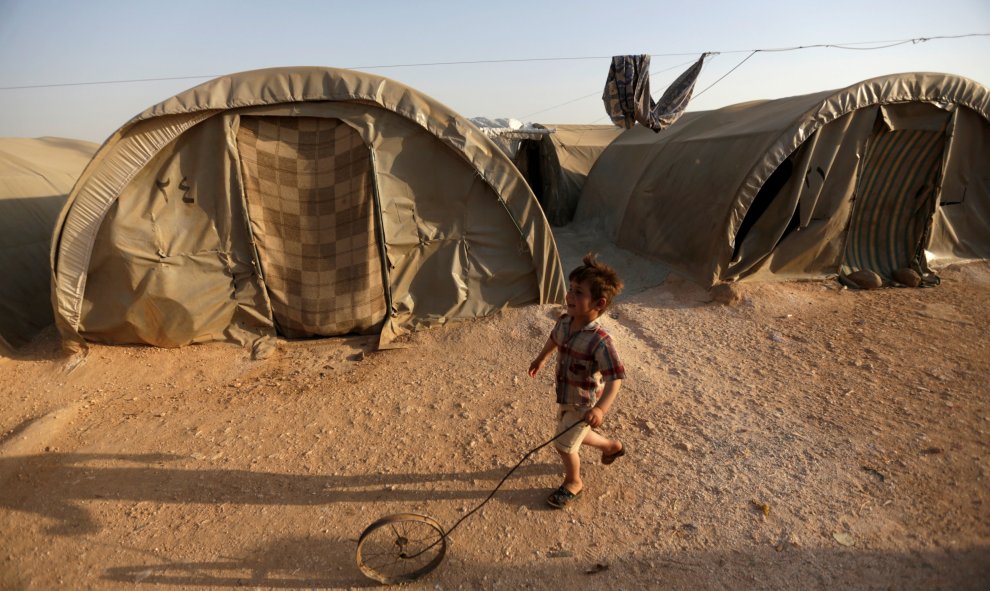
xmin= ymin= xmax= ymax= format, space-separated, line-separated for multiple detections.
xmin=553 ymin=404 xmax=592 ymax=453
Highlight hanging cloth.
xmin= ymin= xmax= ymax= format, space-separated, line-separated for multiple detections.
xmin=603 ymin=53 xmax=707 ymax=132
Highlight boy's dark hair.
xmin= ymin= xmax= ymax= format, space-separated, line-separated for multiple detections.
xmin=568 ymin=253 xmax=623 ymax=310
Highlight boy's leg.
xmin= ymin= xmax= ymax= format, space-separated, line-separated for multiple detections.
xmin=553 ymin=404 xmax=588 ymax=495
xmin=556 ymin=448 xmax=582 ymax=494
xmin=581 ymin=430 xmax=622 ymax=456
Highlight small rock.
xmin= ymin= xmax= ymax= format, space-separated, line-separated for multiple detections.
xmin=251 ymin=337 xmax=276 ymax=360
xmin=710 ymin=283 xmax=742 ymax=305
xmin=842 ymin=270 xmax=883 ymax=290
xmin=893 ymin=267 xmax=922 ymax=287
xmin=674 ymin=442 xmax=692 ymax=452
xmin=751 ymin=499 xmax=770 ymax=518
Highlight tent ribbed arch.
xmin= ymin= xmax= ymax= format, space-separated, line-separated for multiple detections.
xmin=726 ymin=73 xmax=990 ymax=247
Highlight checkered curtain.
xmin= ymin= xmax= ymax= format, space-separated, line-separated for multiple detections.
xmin=237 ymin=116 xmax=387 ymax=337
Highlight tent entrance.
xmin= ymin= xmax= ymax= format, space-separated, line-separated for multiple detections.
xmin=237 ymin=116 xmax=387 ymax=338
xmin=841 ymin=127 xmax=946 ymax=281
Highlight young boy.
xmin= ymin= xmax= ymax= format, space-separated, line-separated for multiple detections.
xmin=528 ymin=253 xmax=625 ymax=509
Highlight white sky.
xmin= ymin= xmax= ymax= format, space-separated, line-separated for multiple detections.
xmin=0 ymin=0 xmax=988 ymax=142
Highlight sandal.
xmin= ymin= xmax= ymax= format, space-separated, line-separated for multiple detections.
xmin=602 ymin=443 xmax=626 ymax=465
xmin=546 ymin=486 xmax=582 ymax=509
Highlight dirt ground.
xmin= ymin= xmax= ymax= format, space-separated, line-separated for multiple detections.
xmin=1 ymin=250 xmax=988 ymax=590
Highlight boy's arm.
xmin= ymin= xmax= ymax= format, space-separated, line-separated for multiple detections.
xmin=528 ymin=336 xmax=556 ymax=377
xmin=584 ymin=379 xmax=622 ymax=428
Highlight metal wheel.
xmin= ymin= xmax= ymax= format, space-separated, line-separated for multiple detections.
xmin=356 ymin=513 xmax=448 ymax=584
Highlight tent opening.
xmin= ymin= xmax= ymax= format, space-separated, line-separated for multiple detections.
xmin=841 ymin=127 xmax=947 ymax=280
xmin=732 ymin=159 xmax=795 ymax=261
xmin=237 ymin=115 xmax=388 ymax=338
xmin=514 ymin=139 xmax=546 ymax=203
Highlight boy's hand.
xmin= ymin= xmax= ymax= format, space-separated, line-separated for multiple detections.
xmin=584 ymin=407 xmax=605 ymax=428
xmin=530 ymin=337 xmax=555 ymax=379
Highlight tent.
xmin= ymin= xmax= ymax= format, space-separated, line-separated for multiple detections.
xmin=575 ymin=73 xmax=990 ymax=286
xmin=469 ymin=117 xmax=553 ymax=161
xmin=0 ymin=137 xmax=97 ymax=349
xmin=512 ymin=124 xmax=624 ymax=226
xmin=468 ymin=120 xmax=622 ymax=226
xmin=51 ymin=67 xmax=565 ymax=350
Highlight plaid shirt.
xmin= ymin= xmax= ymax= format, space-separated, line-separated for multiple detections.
xmin=551 ymin=314 xmax=625 ymax=407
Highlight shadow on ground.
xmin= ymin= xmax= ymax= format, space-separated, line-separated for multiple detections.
xmin=0 ymin=453 xmax=559 ymax=534
xmin=99 ymin=538 xmax=990 ymax=590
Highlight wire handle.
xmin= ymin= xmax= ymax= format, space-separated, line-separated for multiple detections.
xmin=444 ymin=418 xmax=587 ymax=537
xmin=402 ymin=418 xmax=588 ymax=559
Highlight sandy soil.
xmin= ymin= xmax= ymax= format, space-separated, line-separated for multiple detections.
xmin=1 ymin=251 xmax=988 ymax=590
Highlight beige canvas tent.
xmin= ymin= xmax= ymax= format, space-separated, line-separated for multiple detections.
xmin=51 ymin=67 xmax=565 ymax=349
xmin=513 ymin=124 xmax=623 ymax=226
xmin=0 ymin=137 xmax=97 ymax=349
xmin=576 ymin=72 xmax=990 ymax=286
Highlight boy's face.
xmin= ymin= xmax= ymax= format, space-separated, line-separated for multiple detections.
xmin=566 ymin=279 xmax=606 ymax=320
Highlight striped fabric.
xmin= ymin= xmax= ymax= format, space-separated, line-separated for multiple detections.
xmin=842 ymin=128 xmax=946 ymax=279
xmin=602 ymin=54 xmax=706 ymax=132
xmin=550 ymin=314 xmax=625 ymax=407
xmin=237 ymin=116 xmax=387 ymax=337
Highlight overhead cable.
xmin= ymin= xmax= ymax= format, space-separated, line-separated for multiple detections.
xmin=0 ymin=33 xmax=986 ymax=91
